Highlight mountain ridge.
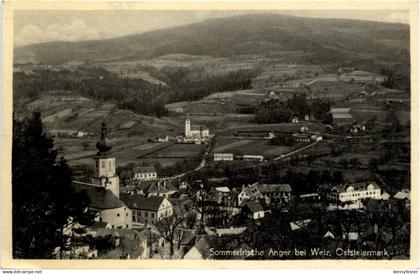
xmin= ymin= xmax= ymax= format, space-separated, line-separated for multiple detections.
xmin=14 ymin=13 xmax=410 ymax=65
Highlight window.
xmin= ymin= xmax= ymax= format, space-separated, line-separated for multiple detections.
xmin=145 ymin=212 xmax=148 ymax=218
xmin=101 ymin=161 xmax=105 ymax=168
xmin=117 ymin=213 xmax=120 ymax=217
xmin=132 ymin=216 xmax=135 ymax=222
xmin=126 ymin=213 xmax=128 ymax=217
xmin=151 ymin=213 xmax=154 ymax=218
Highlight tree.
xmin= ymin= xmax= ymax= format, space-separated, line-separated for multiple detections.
xmin=154 ymin=214 xmax=185 ymax=258
xmin=12 ymin=112 xmax=91 ymax=258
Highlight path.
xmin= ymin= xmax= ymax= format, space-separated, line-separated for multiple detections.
xmin=273 ymin=140 xmax=321 ymax=161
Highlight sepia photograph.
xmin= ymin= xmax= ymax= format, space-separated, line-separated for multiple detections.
xmin=1 ymin=0 xmax=418 ymax=268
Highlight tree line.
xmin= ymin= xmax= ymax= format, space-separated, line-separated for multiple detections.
xmin=255 ymin=93 xmax=333 ymax=124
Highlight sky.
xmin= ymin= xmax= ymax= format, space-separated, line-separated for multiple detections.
xmin=14 ymin=10 xmax=410 ymax=47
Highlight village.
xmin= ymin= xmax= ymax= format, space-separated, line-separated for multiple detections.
xmin=57 ymin=66 xmax=410 ymax=260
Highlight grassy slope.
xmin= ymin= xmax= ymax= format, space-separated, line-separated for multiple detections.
xmin=15 ymin=14 xmax=409 ymax=66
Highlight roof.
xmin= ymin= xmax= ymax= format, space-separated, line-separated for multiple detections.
xmin=244 ymin=201 xmax=264 ymax=213
xmin=332 ymin=113 xmax=353 ymax=119
xmin=242 ymin=183 xmax=291 ymax=196
xmin=133 ymin=166 xmax=156 ymax=174
xmin=73 ymin=182 xmax=125 ymax=209
xmin=180 ymin=230 xmax=196 ymax=246
xmin=120 ymin=193 xmax=166 ymax=211
xmin=290 ymin=219 xmax=312 ymax=231
xmin=137 ymin=180 xmax=177 ymax=195
xmin=394 ymin=191 xmax=410 ymax=200
xmin=323 ymin=231 xmax=335 ymax=239
xmin=345 ymin=70 xmax=385 ymax=77
xmin=191 ymin=125 xmax=208 ymax=131
xmin=192 ymin=235 xmax=212 ymax=258
xmin=332 ymin=182 xmax=380 ymax=193
xmin=330 ymin=108 xmax=351 ymax=113
xmin=215 ymin=186 xmax=230 ymax=193
xmin=216 ymin=227 xmax=247 ymax=236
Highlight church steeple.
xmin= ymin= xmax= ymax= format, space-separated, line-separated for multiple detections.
xmin=96 ymin=122 xmax=112 ymax=155
xmin=92 ymin=121 xmax=120 ymax=198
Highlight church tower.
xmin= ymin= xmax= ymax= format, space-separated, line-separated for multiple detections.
xmin=185 ymin=114 xmax=191 ymax=138
xmin=92 ymin=122 xmax=120 ymax=198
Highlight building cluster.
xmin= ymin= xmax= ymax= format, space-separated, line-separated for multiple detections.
xmin=63 ymin=120 xmax=408 ymax=260
xmin=177 ymin=114 xmax=212 ymax=144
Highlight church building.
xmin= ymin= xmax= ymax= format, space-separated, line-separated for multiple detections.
xmin=185 ymin=114 xmax=209 ymax=139
xmin=73 ymin=122 xmax=132 ymax=229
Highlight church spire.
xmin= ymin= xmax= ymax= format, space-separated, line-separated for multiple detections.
xmin=96 ymin=121 xmax=112 ymax=154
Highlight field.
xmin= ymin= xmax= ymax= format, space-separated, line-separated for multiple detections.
xmin=213 ymin=136 xmax=296 ymax=159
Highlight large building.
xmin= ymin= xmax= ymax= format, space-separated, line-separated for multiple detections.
xmin=214 ymin=153 xmax=234 ymax=161
xmin=323 ymin=182 xmax=381 ymax=203
xmin=339 ymin=70 xmax=387 ymax=84
xmin=185 ymin=114 xmax=209 ymax=139
xmin=120 ymin=193 xmax=173 ymax=226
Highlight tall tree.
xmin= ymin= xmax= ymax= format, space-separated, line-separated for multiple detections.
xmin=12 ymin=112 xmax=91 ymax=258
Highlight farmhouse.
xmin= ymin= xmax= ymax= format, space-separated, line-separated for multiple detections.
xmin=133 ymin=166 xmax=157 ymax=181
xmin=185 ymin=114 xmax=209 ymax=139
xmin=339 ymin=70 xmax=387 ymax=84
xmin=120 ymin=193 xmax=173 ymax=226
xmin=330 ymin=108 xmax=353 ymax=125
xmin=323 ymin=182 xmax=381 ymax=203
xmin=214 ymin=153 xmax=234 ymax=161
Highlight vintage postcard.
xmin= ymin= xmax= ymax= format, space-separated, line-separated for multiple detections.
xmin=1 ymin=0 xmax=419 ymax=269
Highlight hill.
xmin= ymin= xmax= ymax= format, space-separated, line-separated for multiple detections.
xmin=14 ymin=14 xmax=410 ymax=65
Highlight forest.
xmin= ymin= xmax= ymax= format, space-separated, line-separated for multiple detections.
xmin=13 ymin=66 xmax=258 ymax=117
xmin=255 ymin=93 xmax=333 ymax=124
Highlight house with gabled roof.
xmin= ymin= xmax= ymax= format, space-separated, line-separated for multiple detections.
xmin=133 ymin=166 xmax=157 ymax=181
xmin=136 ymin=180 xmax=177 ymax=197
xmin=120 ymin=193 xmax=173 ymax=227
xmin=324 ymin=181 xmax=381 ymax=203
xmin=242 ymin=201 xmax=266 ymax=220
xmin=238 ymin=182 xmax=292 ymax=206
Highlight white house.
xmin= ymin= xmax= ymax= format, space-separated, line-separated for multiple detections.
xmin=120 ymin=193 xmax=173 ymax=227
xmin=242 ymin=155 xmax=264 ymax=163
xmin=214 ymin=153 xmax=234 ymax=161
xmin=133 ymin=166 xmax=157 ymax=181
xmin=325 ymin=182 xmax=381 ymax=203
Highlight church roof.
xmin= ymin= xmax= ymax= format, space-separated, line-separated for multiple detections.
xmin=73 ymin=182 xmax=125 ymax=210
xmin=191 ymin=125 xmax=208 ymax=131
xmin=96 ymin=122 xmax=112 ymax=154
